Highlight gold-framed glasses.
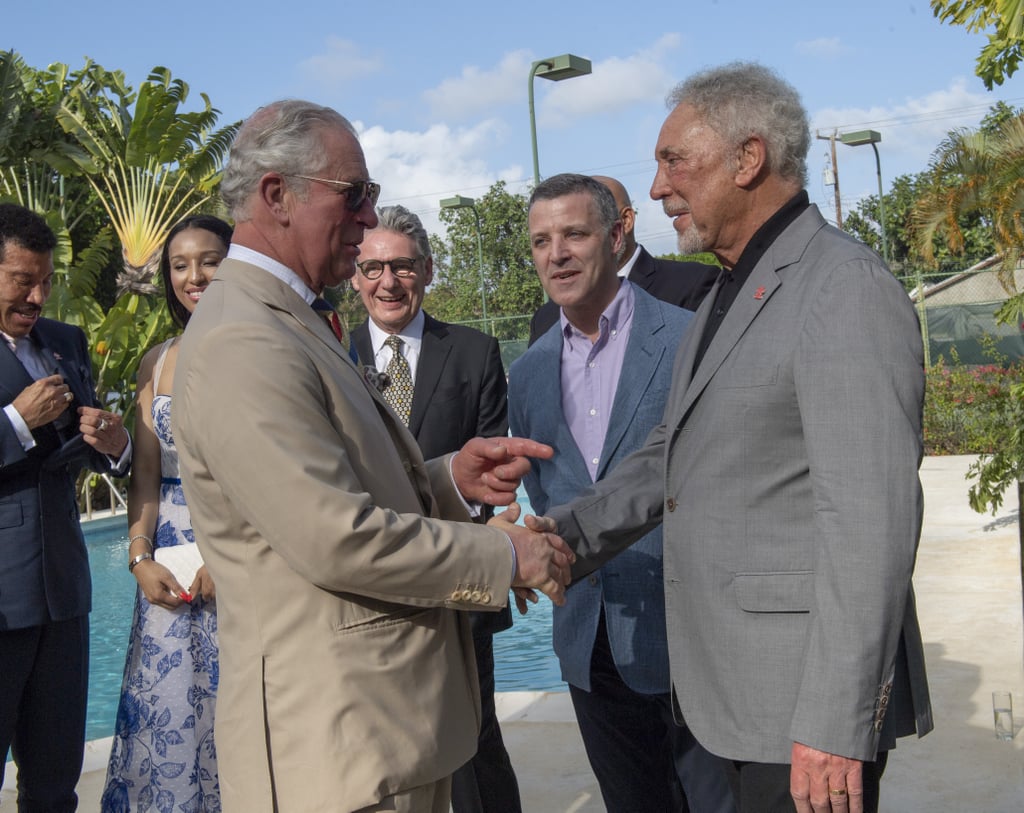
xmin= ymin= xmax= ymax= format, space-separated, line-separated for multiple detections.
xmin=284 ymin=174 xmax=381 ymax=212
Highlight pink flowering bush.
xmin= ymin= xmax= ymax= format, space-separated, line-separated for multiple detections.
xmin=924 ymin=346 xmax=1024 ymax=455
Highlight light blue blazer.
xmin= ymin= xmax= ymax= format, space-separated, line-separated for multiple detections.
xmin=508 ymin=284 xmax=693 ymax=693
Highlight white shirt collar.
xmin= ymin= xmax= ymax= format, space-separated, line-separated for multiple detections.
xmin=365 ymin=309 xmax=426 ymax=358
xmin=227 ymin=244 xmax=318 ymax=305
xmin=617 ymin=244 xmax=642 ymax=279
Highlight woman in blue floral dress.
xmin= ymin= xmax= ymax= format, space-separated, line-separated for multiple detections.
xmin=102 ymin=216 xmax=233 ymax=812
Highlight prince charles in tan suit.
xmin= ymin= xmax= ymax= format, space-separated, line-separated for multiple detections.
xmin=173 ymin=100 xmax=571 ymax=813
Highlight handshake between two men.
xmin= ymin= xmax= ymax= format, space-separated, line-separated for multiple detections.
xmin=449 ymin=436 xmax=573 ymax=609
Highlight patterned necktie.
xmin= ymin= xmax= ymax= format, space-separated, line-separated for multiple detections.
xmin=383 ymin=335 xmax=414 ymax=426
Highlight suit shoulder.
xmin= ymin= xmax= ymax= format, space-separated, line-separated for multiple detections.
xmin=36 ymin=317 xmax=85 ymax=342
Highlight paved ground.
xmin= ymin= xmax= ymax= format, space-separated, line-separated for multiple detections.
xmin=5 ymin=455 xmax=1024 ymax=811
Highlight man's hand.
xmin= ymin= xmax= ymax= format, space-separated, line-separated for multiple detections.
xmin=12 ymin=375 xmax=72 ymax=429
xmin=78 ymin=406 xmax=129 ymax=457
xmin=487 ymin=502 xmax=573 ymax=606
xmin=452 ymin=436 xmax=554 ymax=506
xmin=790 ymin=742 xmax=863 ymax=813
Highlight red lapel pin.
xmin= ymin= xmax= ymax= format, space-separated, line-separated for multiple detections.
xmin=753 ymin=286 xmax=766 ymax=300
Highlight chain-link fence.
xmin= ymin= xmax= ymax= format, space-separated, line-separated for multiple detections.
xmin=899 ymin=263 xmax=1024 ymax=366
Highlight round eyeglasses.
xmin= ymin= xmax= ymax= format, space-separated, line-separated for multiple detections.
xmin=283 ymin=174 xmax=381 ymax=212
xmin=356 ymin=257 xmax=420 ymax=279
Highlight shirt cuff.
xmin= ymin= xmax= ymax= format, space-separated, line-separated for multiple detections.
xmin=447 ymin=452 xmax=482 ymax=518
xmin=107 ymin=429 xmax=132 ymax=475
xmin=4 ymin=403 xmax=36 ymax=451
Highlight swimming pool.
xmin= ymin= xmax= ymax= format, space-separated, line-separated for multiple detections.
xmin=83 ymin=507 xmax=564 ymax=742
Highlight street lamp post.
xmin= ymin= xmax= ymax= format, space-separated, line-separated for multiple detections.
xmin=839 ymin=129 xmax=888 ymax=264
xmin=839 ymin=129 xmax=929 ymax=365
xmin=528 ymin=53 xmax=592 ymax=187
xmin=439 ymin=194 xmax=489 ymax=335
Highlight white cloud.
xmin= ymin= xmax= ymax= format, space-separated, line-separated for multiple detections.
xmin=355 ymin=119 xmax=527 ymax=239
xmin=795 ymin=37 xmax=852 ymax=59
xmin=422 ymin=34 xmax=683 ymax=128
xmin=538 ymin=34 xmax=681 ymax=128
xmin=809 ymin=78 xmax=996 ymax=207
xmin=423 ymin=50 xmax=533 ymax=120
xmin=812 ymin=78 xmax=994 ymax=165
xmin=299 ymin=37 xmax=382 ymax=86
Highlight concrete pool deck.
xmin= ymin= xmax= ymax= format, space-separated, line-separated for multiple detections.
xmin=5 ymin=455 xmax=1024 ymax=810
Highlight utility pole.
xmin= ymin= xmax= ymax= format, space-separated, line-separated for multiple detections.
xmin=816 ymin=129 xmax=842 ymax=229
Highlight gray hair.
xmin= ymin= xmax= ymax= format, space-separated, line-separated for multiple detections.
xmin=668 ymin=62 xmax=810 ymax=186
xmin=220 ymin=100 xmax=358 ymax=220
xmin=528 ymin=173 xmax=619 ymax=234
xmin=375 ymin=205 xmax=432 ymax=261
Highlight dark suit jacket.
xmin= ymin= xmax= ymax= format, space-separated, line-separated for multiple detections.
xmin=509 ymin=286 xmax=693 ymax=693
xmin=352 ymin=312 xmax=512 ymax=637
xmin=0 ymin=318 xmax=125 ymax=630
xmin=528 ymin=246 xmax=718 ymax=345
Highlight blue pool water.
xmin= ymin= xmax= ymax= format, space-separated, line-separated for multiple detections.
xmin=83 ymin=506 xmax=565 ymax=742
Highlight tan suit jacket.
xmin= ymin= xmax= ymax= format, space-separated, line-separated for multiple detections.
xmin=172 ymin=258 xmax=513 ymax=811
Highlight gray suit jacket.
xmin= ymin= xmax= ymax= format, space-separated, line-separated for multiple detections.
xmin=509 ymin=286 xmax=692 ymax=693
xmin=548 ymin=205 xmax=933 ymax=764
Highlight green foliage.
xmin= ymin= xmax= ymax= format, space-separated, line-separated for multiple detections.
xmin=427 ymin=181 xmax=541 ymax=340
xmin=657 ymin=251 xmax=722 ymax=267
xmin=911 ymin=107 xmax=1024 ymax=294
xmin=923 ymin=345 xmax=1024 ymax=454
xmin=845 ymin=172 xmax=996 ymax=272
xmin=932 ymin=0 xmax=1024 ymax=89
xmin=0 ymin=49 xmax=233 ymax=433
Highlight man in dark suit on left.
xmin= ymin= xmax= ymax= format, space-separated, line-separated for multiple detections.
xmin=350 ymin=204 xmax=520 ymax=813
xmin=0 ymin=203 xmax=131 ymax=810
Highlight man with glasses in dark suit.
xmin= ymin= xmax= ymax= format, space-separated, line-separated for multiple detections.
xmin=351 ymin=204 xmax=521 ymax=813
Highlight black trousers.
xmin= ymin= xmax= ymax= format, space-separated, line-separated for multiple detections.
xmin=721 ymin=751 xmax=889 ymax=813
xmin=568 ymin=613 xmax=734 ymax=813
xmin=0 ymin=616 xmax=89 ymax=813
xmin=450 ymin=633 xmax=522 ymax=813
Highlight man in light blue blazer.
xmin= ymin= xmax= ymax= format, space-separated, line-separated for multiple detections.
xmin=541 ymin=65 xmax=932 ymax=813
xmin=509 ymin=174 xmax=732 ymax=813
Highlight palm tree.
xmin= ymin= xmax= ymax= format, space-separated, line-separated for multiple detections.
xmin=913 ymin=111 xmax=1024 ymax=301
xmin=56 ymin=66 xmax=239 ymax=295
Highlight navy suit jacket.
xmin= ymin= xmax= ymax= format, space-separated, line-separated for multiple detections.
xmin=351 ymin=312 xmax=512 ymax=637
xmin=0 ymin=317 xmax=125 ymax=630
xmin=508 ymin=286 xmax=693 ymax=693
xmin=528 ymin=247 xmax=716 ymax=345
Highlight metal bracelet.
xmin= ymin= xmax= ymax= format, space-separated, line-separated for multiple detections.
xmin=128 ymin=552 xmax=154 ymax=573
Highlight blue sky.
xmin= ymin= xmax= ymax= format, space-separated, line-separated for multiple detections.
xmin=7 ymin=1 xmax=1024 ymax=257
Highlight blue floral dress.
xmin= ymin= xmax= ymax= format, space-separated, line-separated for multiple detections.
xmin=102 ymin=340 xmax=220 ymax=812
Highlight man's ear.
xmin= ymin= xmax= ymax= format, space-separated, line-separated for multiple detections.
xmin=735 ymin=136 xmax=767 ymax=188
xmin=423 ymin=256 xmax=434 ymax=287
xmin=619 ymin=206 xmax=636 ymax=237
xmin=258 ymin=173 xmax=291 ymax=224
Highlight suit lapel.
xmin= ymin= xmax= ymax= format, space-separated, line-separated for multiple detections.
xmin=0 ymin=342 xmax=33 ymax=403
xmin=626 ymin=247 xmax=657 ymax=293
xmin=408 ymin=316 xmax=450 ymax=437
xmin=598 ymin=293 xmax=666 ymax=477
xmin=32 ymin=323 xmax=92 ymax=407
xmin=350 ymin=322 xmax=374 ymax=368
xmin=666 ymin=207 xmax=825 ymax=428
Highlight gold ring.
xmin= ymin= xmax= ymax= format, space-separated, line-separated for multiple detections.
xmin=63 ymin=391 xmax=73 ymax=402
xmin=829 ymin=788 xmax=847 ymax=796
